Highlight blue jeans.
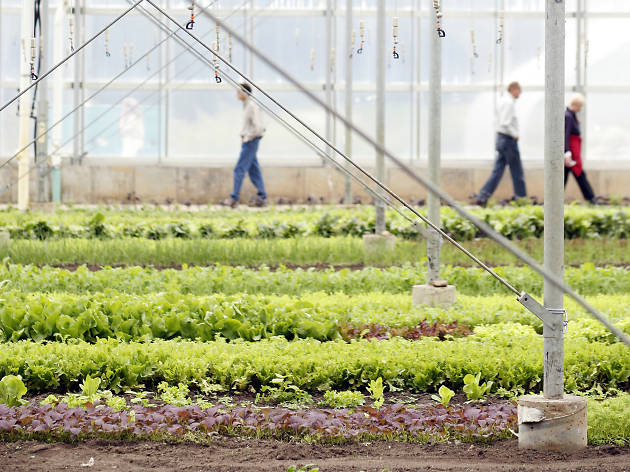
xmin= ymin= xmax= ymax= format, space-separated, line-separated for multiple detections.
xmin=230 ymin=137 xmax=266 ymax=201
xmin=479 ymin=133 xmax=527 ymax=201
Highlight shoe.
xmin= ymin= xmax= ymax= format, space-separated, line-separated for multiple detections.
xmin=248 ymin=196 xmax=267 ymax=208
xmin=590 ymin=195 xmax=608 ymax=206
xmin=469 ymin=193 xmax=487 ymax=207
xmin=220 ymin=197 xmax=238 ymax=208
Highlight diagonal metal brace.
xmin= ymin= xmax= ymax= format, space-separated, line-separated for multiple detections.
xmin=517 ymin=292 xmax=555 ymax=328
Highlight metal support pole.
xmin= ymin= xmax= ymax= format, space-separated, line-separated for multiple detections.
xmin=51 ymin=1 xmax=66 ymax=203
xmin=73 ymin=0 xmax=81 ymax=163
xmin=415 ymin=0 xmax=421 ymax=161
xmin=543 ymin=0 xmax=565 ymax=400
xmin=36 ymin=0 xmax=50 ymax=202
xmin=427 ymin=0 xmax=442 ymax=283
xmin=16 ymin=0 xmax=35 ymax=210
xmin=343 ymin=0 xmax=352 ymax=203
xmin=374 ymin=0 xmax=386 ymax=233
xmin=579 ymin=0 xmax=588 ymax=160
xmin=325 ymin=0 xmax=333 ymax=171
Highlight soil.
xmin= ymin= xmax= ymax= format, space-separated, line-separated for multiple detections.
xmin=1 ymin=438 xmax=629 ymax=472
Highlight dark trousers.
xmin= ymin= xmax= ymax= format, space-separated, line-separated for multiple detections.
xmin=479 ymin=133 xmax=527 ymax=201
xmin=564 ymin=167 xmax=595 ymax=202
xmin=230 ymin=137 xmax=267 ymax=201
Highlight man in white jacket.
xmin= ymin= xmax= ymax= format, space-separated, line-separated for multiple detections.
xmin=221 ymin=83 xmax=267 ymax=208
xmin=471 ymin=81 xmax=527 ymax=206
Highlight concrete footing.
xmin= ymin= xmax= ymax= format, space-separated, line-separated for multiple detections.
xmin=362 ymin=232 xmax=396 ymax=252
xmin=412 ymin=283 xmax=457 ymax=308
xmin=518 ymin=395 xmax=587 ymax=451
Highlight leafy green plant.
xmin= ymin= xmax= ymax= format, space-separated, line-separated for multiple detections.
xmin=368 ymin=377 xmax=385 ymax=409
xmin=286 ymin=466 xmax=319 ymax=472
xmin=462 ymin=373 xmax=493 ymax=401
xmin=81 ymin=375 xmax=101 ymax=399
xmin=431 ymin=385 xmax=455 ymax=407
xmin=157 ymin=382 xmax=191 ymax=406
xmin=255 ymin=376 xmax=313 ymax=407
xmin=322 ymin=390 xmax=365 ymax=408
xmin=0 ymin=375 xmax=27 ymax=406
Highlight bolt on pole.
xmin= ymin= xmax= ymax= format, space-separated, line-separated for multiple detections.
xmin=427 ymin=0 xmax=442 ymax=283
xmin=543 ymin=0 xmax=566 ymax=400
xmin=374 ymin=0 xmax=386 ymax=234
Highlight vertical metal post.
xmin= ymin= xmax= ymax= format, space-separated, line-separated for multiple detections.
xmin=427 ymin=0 xmax=442 ymax=283
xmin=16 ymin=0 xmax=35 ymax=210
xmin=579 ymin=0 xmax=588 ymax=160
xmin=343 ymin=0 xmax=352 ymax=203
xmin=374 ymin=0 xmax=386 ymax=233
xmin=51 ymin=1 xmax=66 ymax=203
xmin=543 ymin=0 xmax=565 ymax=400
xmin=324 ymin=0 xmax=333 ymax=172
xmin=36 ymin=0 xmax=50 ymax=202
xmin=72 ymin=0 xmax=81 ymax=163
xmin=415 ymin=0 xmax=421 ymax=161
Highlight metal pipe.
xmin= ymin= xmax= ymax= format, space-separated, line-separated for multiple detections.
xmin=374 ymin=0 xmax=386 ymax=233
xmin=543 ymin=0 xmax=566 ymax=399
xmin=36 ymin=0 xmax=50 ymax=202
xmin=16 ymin=0 xmax=35 ymax=210
xmin=427 ymin=0 xmax=442 ymax=283
xmin=344 ymin=0 xmax=352 ymax=204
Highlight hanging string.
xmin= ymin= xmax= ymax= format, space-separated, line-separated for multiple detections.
xmin=123 ymin=43 xmax=129 ymax=68
xmin=470 ymin=29 xmax=478 ymax=58
xmin=310 ymin=47 xmax=315 ymax=71
xmin=432 ymin=0 xmax=445 ymax=37
xmin=496 ymin=10 xmax=504 ymax=44
xmin=357 ymin=20 xmax=365 ymax=54
xmin=392 ymin=17 xmax=399 ymax=59
xmin=186 ymin=0 xmax=196 ymax=30
xmin=104 ymin=29 xmax=111 ymax=57
xmin=30 ymin=37 xmax=38 ymax=80
xmin=536 ymin=45 xmax=542 ymax=70
xmin=350 ymin=30 xmax=355 ymax=58
xmin=212 ymin=41 xmax=222 ymax=83
xmin=68 ymin=16 xmax=75 ymax=52
xmin=228 ymin=32 xmax=233 ymax=62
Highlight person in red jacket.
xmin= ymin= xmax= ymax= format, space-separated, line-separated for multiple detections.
xmin=564 ymin=93 xmax=603 ymax=204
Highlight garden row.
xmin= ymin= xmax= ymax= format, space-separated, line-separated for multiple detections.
xmin=3 ymin=205 xmax=630 ymax=240
xmin=1 ymin=333 xmax=629 ymax=394
xmin=4 ymin=237 xmax=630 ymax=267
xmin=1 ymin=290 xmax=629 ymax=343
xmin=3 ymin=263 xmax=629 ymax=297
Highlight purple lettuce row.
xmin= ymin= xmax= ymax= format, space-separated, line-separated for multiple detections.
xmin=0 ymin=402 xmax=517 ymax=441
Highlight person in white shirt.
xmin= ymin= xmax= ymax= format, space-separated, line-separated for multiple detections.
xmin=221 ymin=83 xmax=267 ymax=208
xmin=471 ymin=81 xmax=527 ymax=206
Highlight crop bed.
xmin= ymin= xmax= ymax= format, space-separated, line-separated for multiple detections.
xmin=0 ymin=205 xmax=629 ymax=470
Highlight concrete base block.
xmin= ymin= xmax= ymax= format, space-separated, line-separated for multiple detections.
xmin=362 ymin=233 xmax=396 ymax=252
xmin=518 ymin=395 xmax=587 ymax=451
xmin=412 ymin=284 xmax=457 ymax=308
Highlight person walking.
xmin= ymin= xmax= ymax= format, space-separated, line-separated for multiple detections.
xmin=564 ymin=93 xmax=602 ymax=204
xmin=221 ymin=83 xmax=267 ymax=208
xmin=471 ymin=81 xmax=527 ymax=206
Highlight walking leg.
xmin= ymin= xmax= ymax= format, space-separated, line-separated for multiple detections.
xmin=506 ymin=140 xmax=527 ymax=198
xmin=230 ymin=141 xmax=255 ymax=201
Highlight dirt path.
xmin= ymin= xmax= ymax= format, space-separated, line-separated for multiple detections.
xmin=1 ymin=438 xmax=629 ymax=472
